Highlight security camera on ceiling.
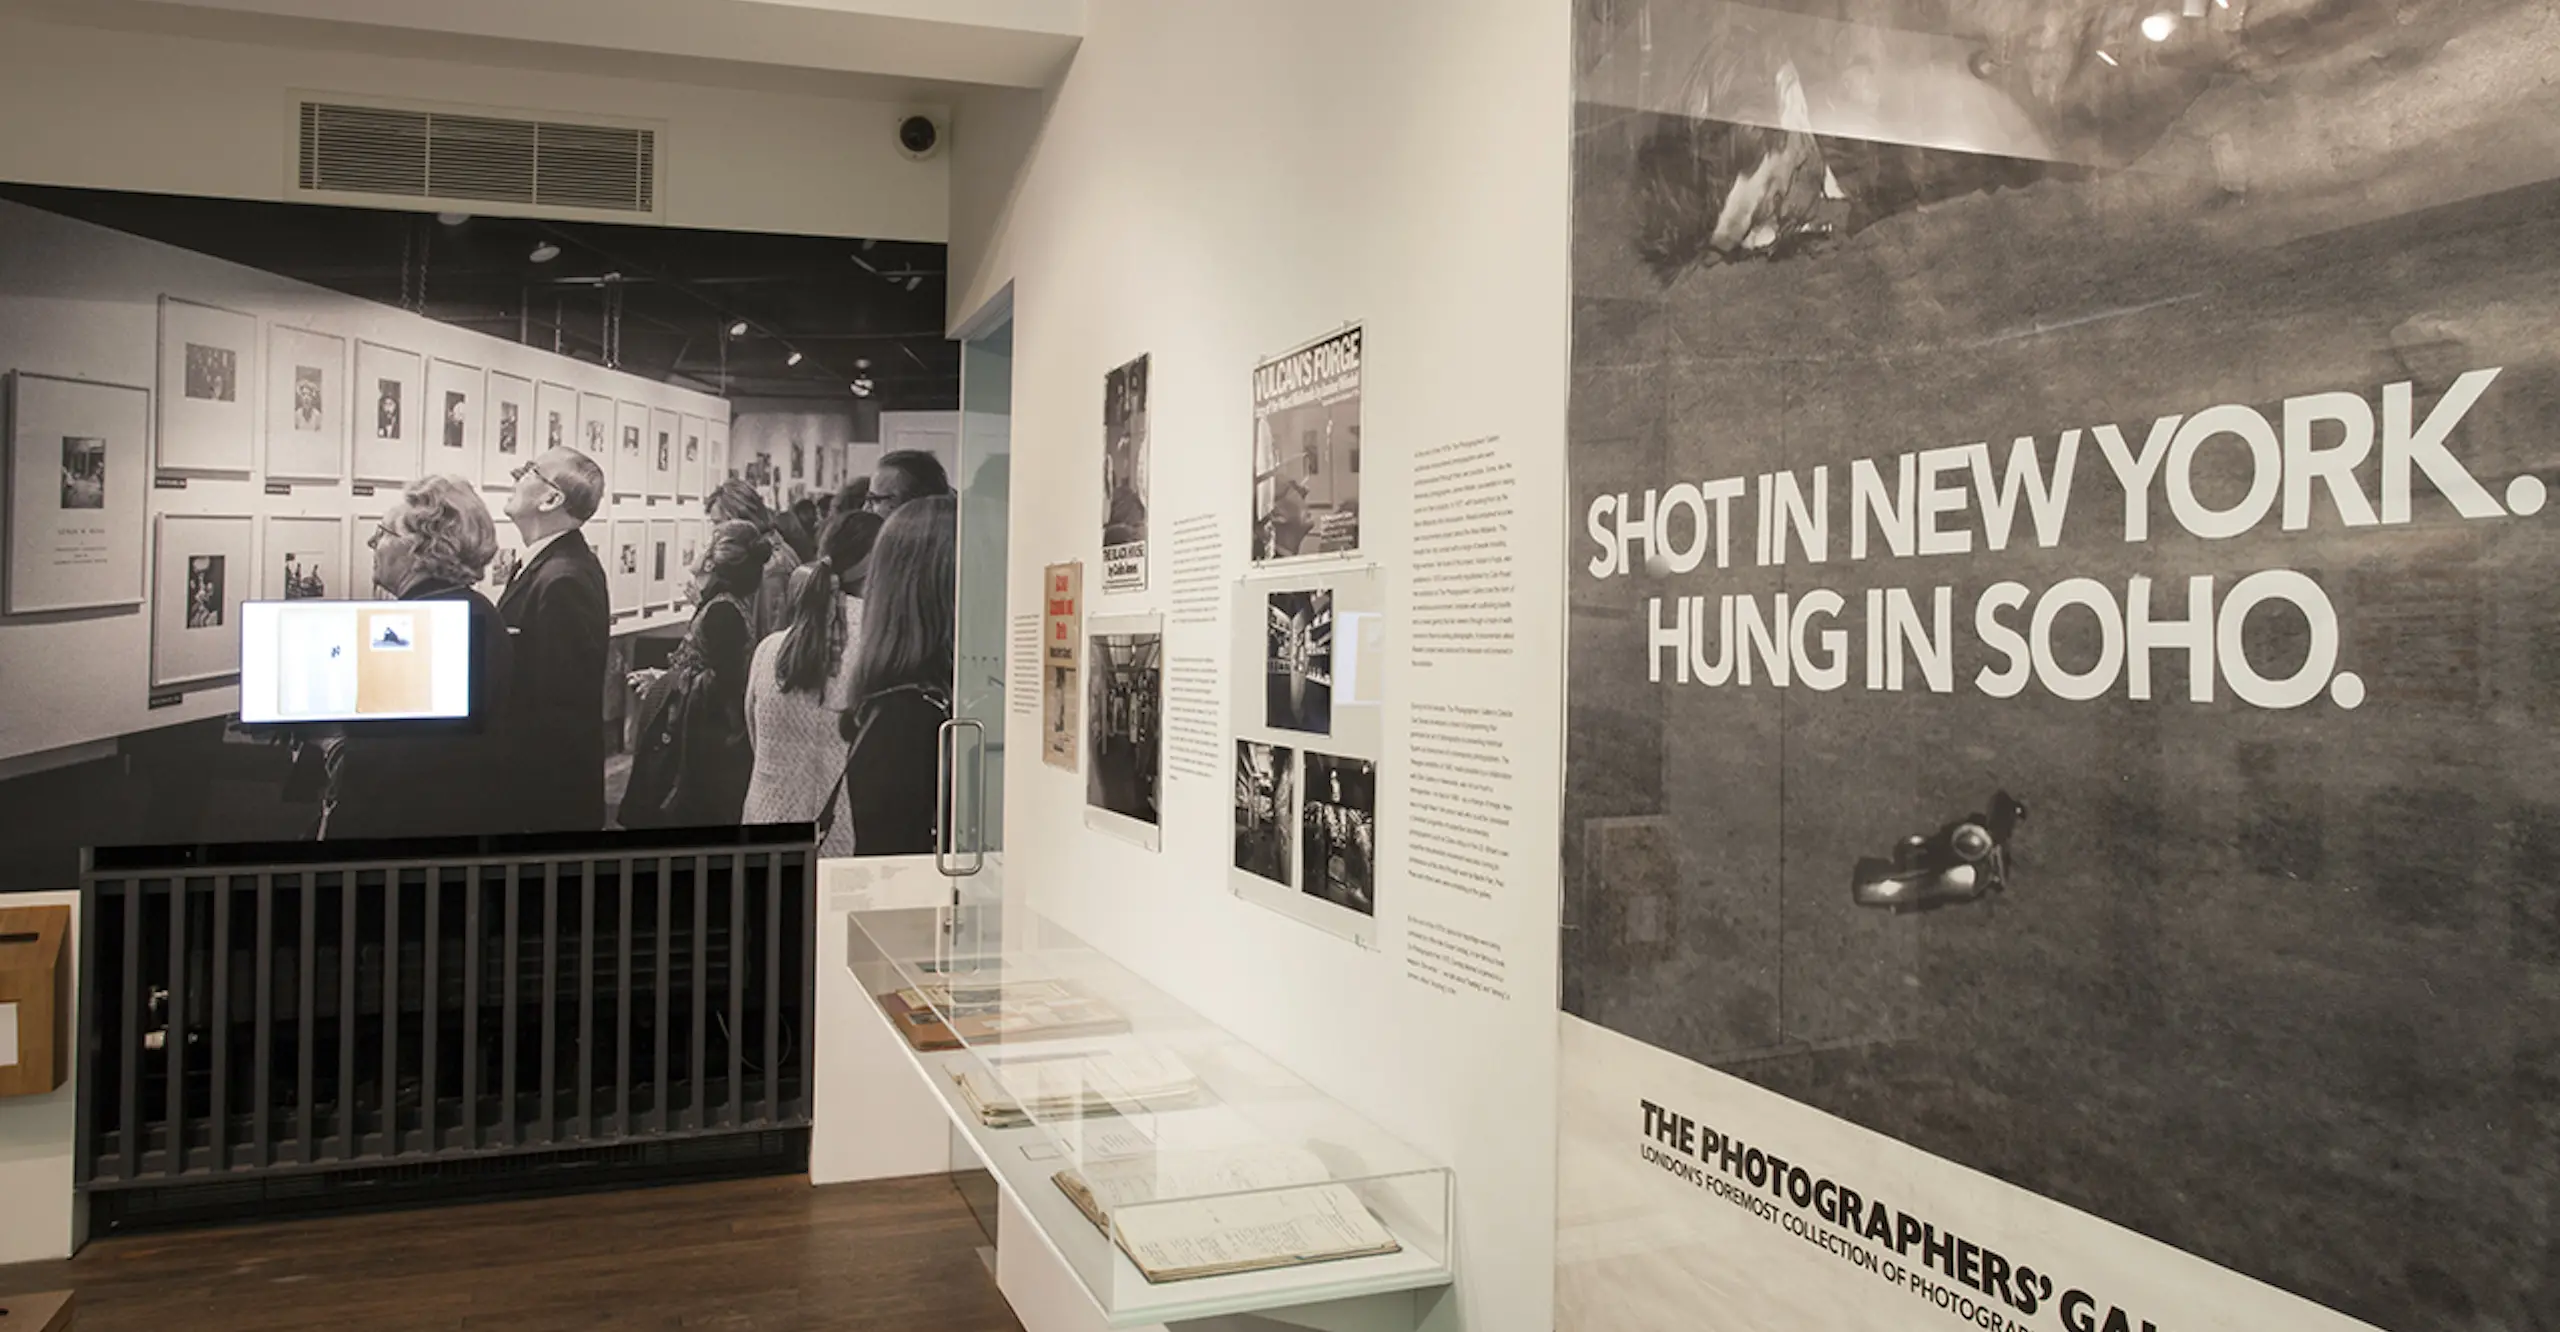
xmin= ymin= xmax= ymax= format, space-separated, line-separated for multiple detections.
xmin=896 ymin=114 xmax=944 ymax=162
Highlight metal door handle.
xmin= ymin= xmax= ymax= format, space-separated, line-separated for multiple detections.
xmin=935 ymin=718 xmax=987 ymax=878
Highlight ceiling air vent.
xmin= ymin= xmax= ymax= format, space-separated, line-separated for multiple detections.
xmin=296 ymin=100 xmax=658 ymax=215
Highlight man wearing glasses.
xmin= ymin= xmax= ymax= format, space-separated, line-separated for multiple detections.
xmin=864 ymin=449 xmax=952 ymax=516
xmin=498 ymin=447 xmax=612 ymax=832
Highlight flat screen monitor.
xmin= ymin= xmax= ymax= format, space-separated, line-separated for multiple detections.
xmin=238 ymin=599 xmax=474 ymax=725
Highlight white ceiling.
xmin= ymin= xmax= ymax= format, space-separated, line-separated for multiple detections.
xmin=11 ymin=0 xmax=1084 ymax=93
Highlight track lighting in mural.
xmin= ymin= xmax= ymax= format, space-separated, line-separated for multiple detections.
xmin=2095 ymin=48 xmax=2120 ymax=66
xmin=436 ymin=211 xmax=471 ymax=227
xmin=906 ymin=276 xmax=924 ymax=292
xmin=2141 ymin=12 xmax=2178 ymax=40
xmin=851 ymin=357 xmax=875 ymax=399
xmin=727 ymin=320 xmax=750 ymax=337
xmin=785 ymin=350 xmax=804 ymax=367
xmin=528 ymin=241 xmax=561 ymax=264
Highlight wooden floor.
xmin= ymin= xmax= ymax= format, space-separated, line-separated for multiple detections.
xmin=0 ymin=1175 xmax=1024 ymax=1331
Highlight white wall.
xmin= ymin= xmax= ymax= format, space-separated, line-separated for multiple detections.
xmin=0 ymin=4 xmax=950 ymax=242
xmin=0 ymin=199 xmax=727 ymax=768
xmin=948 ymin=4 xmax=1570 ymax=1330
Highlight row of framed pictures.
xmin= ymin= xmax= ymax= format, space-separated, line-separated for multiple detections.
xmin=137 ymin=510 xmax=708 ymax=691
xmin=155 ymin=296 xmax=730 ymax=498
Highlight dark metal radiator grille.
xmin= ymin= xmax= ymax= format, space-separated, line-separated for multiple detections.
xmin=78 ymin=845 xmax=813 ymax=1190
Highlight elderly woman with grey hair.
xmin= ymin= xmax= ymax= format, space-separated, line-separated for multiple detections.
xmin=315 ymin=474 xmax=517 ymax=840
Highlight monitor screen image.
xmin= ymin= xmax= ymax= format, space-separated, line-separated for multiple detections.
xmin=237 ymin=599 xmax=474 ymax=724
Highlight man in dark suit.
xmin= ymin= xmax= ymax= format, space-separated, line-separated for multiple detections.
xmin=498 ymin=447 xmax=612 ymax=832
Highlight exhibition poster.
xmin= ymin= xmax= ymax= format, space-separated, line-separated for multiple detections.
xmin=1043 ymin=560 xmax=1082 ymax=770
xmin=1558 ymin=3 xmax=2558 ymax=1331
xmin=5 ymin=372 xmax=148 ymax=614
xmin=1251 ymin=326 xmax=1362 ymax=563
xmin=1103 ymin=353 xmax=1151 ymax=591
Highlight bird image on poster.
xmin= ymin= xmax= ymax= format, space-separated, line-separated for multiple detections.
xmin=1252 ymin=327 xmax=1362 ymax=563
xmin=1043 ymin=561 xmax=1082 ymax=769
xmin=1102 ymin=353 xmax=1150 ymax=591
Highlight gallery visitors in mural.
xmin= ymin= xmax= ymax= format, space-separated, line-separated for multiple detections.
xmin=496 ymin=446 xmax=612 ymax=833
xmin=833 ymin=494 xmax=957 ymax=856
xmin=782 ymin=497 xmax=823 ymax=564
xmin=316 ymin=475 xmax=516 ymax=841
xmin=744 ymin=509 xmax=885 ymax=855
xmin=705 ymin=479 xmax=801 ymax=641
xmin=863 ymin=449 xmax=952 ymax=516
xmin=619 ymin=520 xmax=768 ymax=828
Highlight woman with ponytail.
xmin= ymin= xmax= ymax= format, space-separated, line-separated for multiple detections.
xmin=741 ymin=508 xmax=884 ymax=852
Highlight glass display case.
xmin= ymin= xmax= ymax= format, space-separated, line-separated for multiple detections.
xmin=847 ymin=902 xmax=1454 ymax=1327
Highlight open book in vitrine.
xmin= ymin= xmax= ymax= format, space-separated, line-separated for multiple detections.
xmin=848 ymin=902 xmax=1452 ymax=1325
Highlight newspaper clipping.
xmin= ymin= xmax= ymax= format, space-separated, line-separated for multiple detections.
xmin=1252 ymin=326 xmax=1363 ymax=563
xmin=1103 ymin=354 xmax=1150 ymax=591
xmin=1042 ymin=560 xmax=1082 ymax=770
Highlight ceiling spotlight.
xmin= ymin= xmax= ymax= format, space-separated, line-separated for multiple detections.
xmin=528 ymin=241 xmax=561 ymax=263
xmin=728 ymin=320 xmax=750 ymax=337
xmin=905 ymin=276 xmax=924 ymax=292
xmin=2140 ymin=12 xmax=2177 ymax=40
xmin=435 ymin=211 xmax=471 ymax=227
xmin=785 ymin=350 xmax=804 ymax=367
xmin=855 ymin=357 xmax=873 ymax=371
xmin=850 ymin=375 xmax=875 ymax=399
xmin=861 ymin=239 xmax=878 ymax=252
xmin=2095 ymin=48 xmax=2120 ymax=65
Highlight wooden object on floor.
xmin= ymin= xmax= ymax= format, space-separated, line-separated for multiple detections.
xmin=0 ymin=905 xmax=69 ymax=1097
xmin=0 ymin=1174 xmax=1020 ymax=1332
xmin=0 ymin=1289 xmax=74 ymax=1330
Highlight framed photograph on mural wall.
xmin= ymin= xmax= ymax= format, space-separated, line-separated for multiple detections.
xmin=676 ymin=519 xmax=704 ymax=609
xmin=6 ymin=372 xmax=149 ymax=614
xmin=482 ymin=370 xmax=532 ymax=489
xmin=646 ymin=517 xmax=676 ymax=609
xmin=579 ymin=390 xmax=615 ymax=474
xmin=260 ymin=514 xmax=348 ymax=603
xmin=156 ymin=296 xmax=256 ymax=474
xmin=536 ymin=381 xmax=575 ymax=459
xmin=706 ymin=417 xmax=730 ymax=487
xmin=608 ymin=519 xmax=642 ymax=615
xmin=151 ymin=513 xmax=252 ymax=688
xmin=266 ymin=324 xmax=347 ymax=482
xmin=679 ymin=414 xmax=707 ymax=500
xmin=614 ymin=400 xmax=648 ymax=498
xmin=649 ymin=408 xmax=679 ymax=502
xmin=351 ymin=340 xmax=424 ymax=484
xmin=427 ymin=358 xmax=481 ymax=469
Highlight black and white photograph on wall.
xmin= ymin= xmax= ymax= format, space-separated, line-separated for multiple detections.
xmin=1264 ymin=589 xmax=1334 ymax=734
xmin=60 ymin=436 xmax=105 ymax=509
xmin=6 ymin=372 xmax=148 ymax=615
xmin=261 ymin=516 xmax=346 ymax=603
xmin=293 ymin=368 xmax=324 ymax=429
xmin=185 ymin=556 xmax=225 ymax=629
xmin=581 ymin=416 xmax=601 ymax=454
xmin=1085 ymin=624 xmax=1163 ymax=844
xmin=1299 ymin=753 xmax=1374 ymax=916
xmin=1557 ymin=5 xmax=2560 ymax=1332
xmin=1102 ymin=352 xmax=1150 ymax=592
xmin=156 ymin=297 xmax=256 ymax=472
xmin=1234 ymin=740 xmax=1295 ymax=887
xmin=0 ymin=181 xmax=956 ymax=879
xmin=149 ymin=512 xmax=251 ymax=688
xmin=184 ymin=344 xmax=236 ymax=402
xmin=1251 ymin=326 xmax=1361 ymax=563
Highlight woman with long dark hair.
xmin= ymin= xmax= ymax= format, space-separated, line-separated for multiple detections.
xmin=742 ymin=508 xmax=883 ymax=853
xmin=620 ymin=519 xmax=768 ymax=828
xmin=832 ymin=495 xmax=956 ymax=856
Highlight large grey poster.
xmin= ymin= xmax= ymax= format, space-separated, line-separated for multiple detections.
xmin=1561 ymin=1 xmax=2560 ymax=1329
